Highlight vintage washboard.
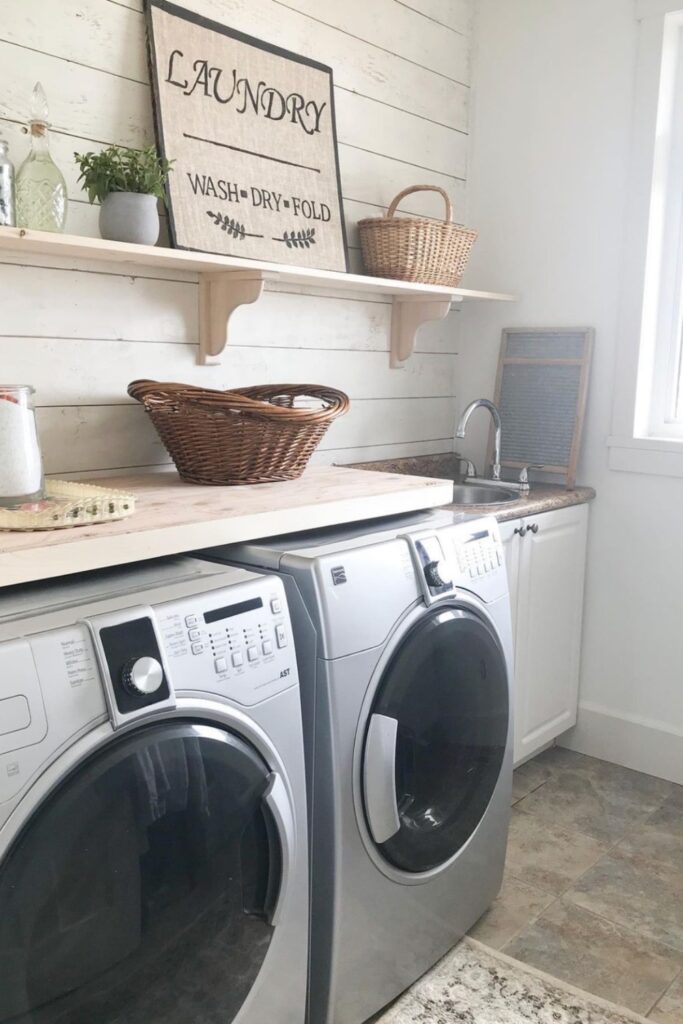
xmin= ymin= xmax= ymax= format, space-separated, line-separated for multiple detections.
xmin=488 ymin=328 xmax=593 ymax=489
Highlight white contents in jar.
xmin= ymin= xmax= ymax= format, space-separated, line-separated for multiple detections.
xmin=0 ymin=396 xmax=43 ymax=499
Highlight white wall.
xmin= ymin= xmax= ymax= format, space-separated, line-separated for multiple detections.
xmin=0 ymin=0 xmax=473 ymax=476
xmin=463 ymin=0 xmax=683 ymax=783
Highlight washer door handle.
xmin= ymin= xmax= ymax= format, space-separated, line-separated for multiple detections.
xmin=263 ymin=772 xmax=295 ymax=927
xmin=364 ymin=713 xmax=401 ymax=844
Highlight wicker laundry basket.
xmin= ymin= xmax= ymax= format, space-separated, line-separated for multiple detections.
xmin=358 ymin=184 xmax=477 ymax=287
xmin=128 ymin=380 xmax=350 ymax=485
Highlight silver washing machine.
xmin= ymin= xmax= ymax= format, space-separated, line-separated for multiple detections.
xmin=0 ymin=557 xmax=308 ymax=1024
xmin=200 ymin=509 xmax=514 ymax=1024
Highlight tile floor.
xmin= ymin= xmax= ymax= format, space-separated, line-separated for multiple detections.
xmin=469 ymin=747 xmax=683 ymax=1020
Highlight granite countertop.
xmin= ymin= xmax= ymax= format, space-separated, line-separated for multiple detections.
xmin=348 ymin=453 xmax=595 ymax=524
xmin=453 ymin=482 xmax=595 ymax=523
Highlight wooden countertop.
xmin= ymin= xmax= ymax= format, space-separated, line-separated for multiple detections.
xmin=0 ymin=466 xmax=453 ymax=588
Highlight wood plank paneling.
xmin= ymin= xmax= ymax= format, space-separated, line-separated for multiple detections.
xmin=0 ymin=0 xmax=469 ymax=88
xmin=58 ymin=437 xmax=454 ymax=478
xmin=0 ymin=123 xmax=464 ymax=240
xmin=161 ymin=0 xmax=470 ymax=126
xmin=398 ymin=0 xmax=473 ymax=35
xmin=312 ymin=437 xmax=453 ymax=464
xmin=1 ymin=0 xmax=470 ymax=475
xmin=0 ymin=1 xmax=468 ymax=129
xmin=1 ymin=268 xmax=197 ymax=344
xmin=333 ymin=94 xmax=467 ymax=177
xmin=0 ymin=115 xmax=464 ymax=221
xmin=0 ymin=264 xmax=459 ymax=353
xmin=37 ymin=397 xmax=457 ymax=474
xmin=0 ymin=117 xmax=456 ymax=252
xmin=1 ymin=16 xmax=466 ymax=174
xmin=7 ymin=339 xmax=456 ymax=403
xmin=0 ymin=42 xmax=150 ymax=148
xmin=274 ymin=0 xmax=470 ymax=80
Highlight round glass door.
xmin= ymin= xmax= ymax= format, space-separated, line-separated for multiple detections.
xmin=362 ymin=606 xmax=509 ymax=874
xmin=0 ymin=721 xmax=283 ymax=1024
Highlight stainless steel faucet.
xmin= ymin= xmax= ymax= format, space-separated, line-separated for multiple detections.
xmin=455 ymin=398 xmax=536 ymax=494
xmin=455 ymin=399 xmax=502 ymax=481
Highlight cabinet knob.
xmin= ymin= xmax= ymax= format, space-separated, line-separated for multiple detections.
xmin=529 ymin=523 xmax=539 ymax=534
xmin=514 ymin=525 xmax=527 ymax=537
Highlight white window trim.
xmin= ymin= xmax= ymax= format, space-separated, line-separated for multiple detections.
xmin=610 ymin=1 xmax=683 ymax=473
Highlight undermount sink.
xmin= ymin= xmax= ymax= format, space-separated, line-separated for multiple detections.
xmin=450 ymin=483 xmax=520 ymax=506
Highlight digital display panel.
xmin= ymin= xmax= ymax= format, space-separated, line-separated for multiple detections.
xmin=204 ymin=597 xmax=263 ymax=624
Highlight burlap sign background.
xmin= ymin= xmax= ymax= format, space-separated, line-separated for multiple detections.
xmin=146 ymin=0 xmax=349 ymax=271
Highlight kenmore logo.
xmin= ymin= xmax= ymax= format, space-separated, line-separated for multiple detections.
xmin=331 ymin=566 xmax=347 ymax=585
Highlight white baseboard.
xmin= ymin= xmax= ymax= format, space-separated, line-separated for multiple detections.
xmin=559 ymin=702 xmax=683 ymax=784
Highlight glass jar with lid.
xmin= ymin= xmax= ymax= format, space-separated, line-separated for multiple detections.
xmin=0 ymin=137 xmax=15 ymax=227
xmin=16 ymin=83 xmax=67 ymax=233
xmin=0 ymin=386 xmax=45 ymax=506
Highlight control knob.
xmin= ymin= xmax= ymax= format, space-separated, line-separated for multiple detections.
xmin=122 ymin=656 xmax=164 ymax=696
xmin=424 ymin=559 xmax=453 ymax=589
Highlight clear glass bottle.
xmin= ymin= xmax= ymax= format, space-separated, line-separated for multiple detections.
xmin=16 ymin=83 xmax=67 ymax=233
xmin=0 ymin=386 xmax=45 ymax=506
xmin=0 ymin=137 xmax=15 ymax=227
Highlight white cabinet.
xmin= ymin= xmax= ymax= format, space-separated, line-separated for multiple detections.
xmin=500 ymin=503 xmax=589 ymax=765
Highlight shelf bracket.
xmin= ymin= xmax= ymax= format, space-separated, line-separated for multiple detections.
xmin=198 ymin=271 xmax=265 ymax=365
xmin=390 ymin=297 xmax=453 ymax=368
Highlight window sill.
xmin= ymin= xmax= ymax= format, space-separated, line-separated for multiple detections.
xmin=608 ymin=435 xmax=683 ymax=475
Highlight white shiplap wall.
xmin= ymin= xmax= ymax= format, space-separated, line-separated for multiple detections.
xmin=0 ymin=0 xmax=471 ymax=476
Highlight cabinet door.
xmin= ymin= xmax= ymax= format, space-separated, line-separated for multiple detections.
xmin=498 ymin=518 xmax=521 ymax=639
xmin=513 ymin=504 xmax=589 ymax=764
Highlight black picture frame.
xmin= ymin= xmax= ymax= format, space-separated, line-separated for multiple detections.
xmin=145 ymin=0 xmax=349 ymax=272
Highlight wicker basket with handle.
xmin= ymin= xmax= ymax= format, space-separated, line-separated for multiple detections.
xmin=358 ymin=185 xmax=477 ymax=287
xmin=128 ymin=380 xmax=350 ymax=485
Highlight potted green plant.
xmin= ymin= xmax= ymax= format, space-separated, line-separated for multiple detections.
xmin=74 ymin=144 xmax=173 ymax=246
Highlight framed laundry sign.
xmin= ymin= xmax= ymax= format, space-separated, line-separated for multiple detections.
xmin=145 ymin=0 xmax=349 ymax=271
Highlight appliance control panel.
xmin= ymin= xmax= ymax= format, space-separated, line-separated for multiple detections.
xmin=87 ymin=575 xmax=296 ymax=728
xmin=99 ymin=616 xmax=171 ymax=713
xmin=405 ymin=516 xmax=506 ymax=604
xmin=88 ymin=605 xmax=176 ymax=730
xmin=154 ymin=576 xmax=296 ymax=708
xmin=0 ymin=571 xmax=295 ymax=823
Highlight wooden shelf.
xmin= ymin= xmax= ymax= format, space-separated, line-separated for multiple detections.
xmin=0 ymin=466 xmax=454 ymax=588
xmin=0 ymin=226 xmax=515 ymax=367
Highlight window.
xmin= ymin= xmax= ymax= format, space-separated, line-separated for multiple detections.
xmin=609 ymin=2 xmax=683 ymax=473
xmin=636 ymin=10 xmax=683 ymax=439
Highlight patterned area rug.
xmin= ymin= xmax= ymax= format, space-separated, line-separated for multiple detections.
xmin=377 ymin=938 xmax=649 ymax=1024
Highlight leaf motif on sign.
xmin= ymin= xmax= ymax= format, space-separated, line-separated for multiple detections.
xmin=272 ymin=228 xmax=317 ymax=248
xmin=206 ymin=210 xmax=263 ymax=239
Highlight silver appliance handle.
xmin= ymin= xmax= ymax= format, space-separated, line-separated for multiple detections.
xmin=364 ymin=713 xmax=401 ymax=844
xmin=263 ymin=772 xmax=295 ymax=926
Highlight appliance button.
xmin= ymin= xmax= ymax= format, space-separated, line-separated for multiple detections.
xmin=214 ymin=657 xmax=228 ymax=674
xmin=185 ymin=615 xmax=198 ymax=627
xmin=270 ymin=598 xmax=282 ymax=614
xmin=276 ymin=625 xmax=287 ymax=648
xmin=232 ymin=651 xmax=244 ymax=668
xmin=247 ymin=646 xmax=259 ymax=662
xmin=262 ymin=640 xmax=273 ymax=656
xmin=122 ymin=656 xmax=164 ymax=696
xmin=191 ymin=642 xmax=204 ymax=655
xmin=188 ymin=628 xmax=201 ymax=641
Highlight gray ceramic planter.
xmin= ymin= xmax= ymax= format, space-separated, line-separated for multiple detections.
xmin=99 ymin=192 xmax=160 ymax=245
